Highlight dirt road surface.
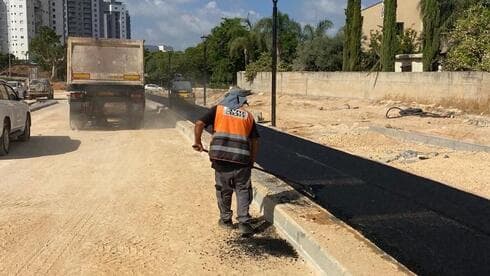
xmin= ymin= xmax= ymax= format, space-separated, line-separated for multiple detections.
xmin=0 ymin=99 xmax=311 ymax=275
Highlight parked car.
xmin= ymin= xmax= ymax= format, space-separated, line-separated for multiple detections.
xmin=0 ymin=80 xmax=31 ymax=156
xmin=144 ymin=83 xmax=164 ymax=93
xmin=27 ymin=78 xmax=54 ymax=100
xmin=6 ymin=80 xmax=27 ymax=99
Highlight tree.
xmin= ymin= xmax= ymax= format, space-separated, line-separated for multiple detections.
xmin=293 ymin=21 xmax=343 ymax=72
xmin=361 ymin=30 xmax=383 ymax=71
xmin=419 ymin=0 xmax=480 ymax=71
xmin=361 ymin=28 xmax=420 ymax=71
xmin=253 ymin=12 xmax=302 ymax=65
xmin=398 ymin=29 xmax=421 ymax=55
xmin=206 ymin=18 xmax=250 ymax=86
xmin=0 ymin=53 xmax=15 ymax=71
xmin=343 ymin=0 xmax=362 ymax=71
xmin=302 ymin=19 xmax=333 ymax=42
xmin=229 ymin=18 xmax=259 ymax=66
xmin=420 ymin=0 xmax=441 ymax=71
xmin=29 ymin=26 xmax=65 ymax=80
xmin=444 ymin=3 xmax=490 ymax=71
xmin=381 ymin=0 xmax=397 ymax=71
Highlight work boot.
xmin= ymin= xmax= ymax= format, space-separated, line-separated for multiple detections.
xmin=238 ymin=222 xmax=254 ymax=236
xmin=218 ymin=219 xmax=233 ymax=229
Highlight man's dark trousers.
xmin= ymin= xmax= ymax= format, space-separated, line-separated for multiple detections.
xmin=214 ymin=167 xmax=252 ymax=223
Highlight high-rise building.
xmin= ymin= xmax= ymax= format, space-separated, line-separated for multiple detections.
xmin=0 ymin=0 xmax=8 ymax=54
xmin=0 ymin=0 xmax=64 ymax=60
xmin=64 ymin=0 xmax=130 ymax=39
xmin=0 ymin=0 xmax=131 ymax=59
xmin=101 ymin=0 xmax=130 ymax=39
xmin=64 ymin=0 xmax=97 ymax=37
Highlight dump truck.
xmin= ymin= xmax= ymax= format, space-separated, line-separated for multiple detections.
xmin=67 ymin=37 xmax=145 ymax=129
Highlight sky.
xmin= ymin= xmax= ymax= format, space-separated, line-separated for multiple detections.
xmin=125 ymin=0 xmax=381 ymax=50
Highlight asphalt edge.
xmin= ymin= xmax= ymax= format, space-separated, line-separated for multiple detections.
xmin=29 ymin=100 xmax=58 ymax=112
xmin=170 ymin=112 xmax=413 ymax=276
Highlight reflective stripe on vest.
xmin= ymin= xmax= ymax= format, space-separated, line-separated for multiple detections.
xmin=209 ymin=105 xmax=254 ymax=164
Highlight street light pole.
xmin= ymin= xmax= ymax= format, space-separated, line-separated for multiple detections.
xmin=6 ymin=31 xmax=11 ymax=78
xmin=168 ymin=50 xmax=172 ymax=78
xmin=271 ymin=0 xmax=278 ymax=127
xmin=201 ymin=35 xmax=209 ymax=107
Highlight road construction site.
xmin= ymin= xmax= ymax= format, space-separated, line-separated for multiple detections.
xmin=155 ymin=89 xmax=490 ymax=275
xmin=1 ymin=90 xmax=489 ymax=275
xmin=0 ymin=92 xmax=311 ymax=275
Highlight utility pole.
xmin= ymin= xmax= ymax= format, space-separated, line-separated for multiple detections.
xmin=201 ymin=35 xmax=209 ymax=107
xmin=271 ymin=0 xmax=278 ymax=127
xmin=168 ymin=50 xmax=172 ymax=79
xmin=6 ymin=31 xmax=11 ymax=78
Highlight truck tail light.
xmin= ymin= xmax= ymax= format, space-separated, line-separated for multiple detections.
xmin=70 ymin=91 xmax=85 ymax=100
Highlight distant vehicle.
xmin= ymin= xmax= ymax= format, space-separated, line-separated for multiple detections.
xmin=0 ymin=81 xmax=31 ymax=156
xmin=66 ymin=37 xmax=145 ymax=130
xmin=169 ymin=79 xmax=195 ymax=106
xmin=27 ymin=78 xmax=54 ymax=100
xmin=144 ymin=84 xmax=163 ymax=93
xmin=7 ymin=81 xmax=26 ymax=99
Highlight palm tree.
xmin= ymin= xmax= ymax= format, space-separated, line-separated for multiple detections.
xmin=229 ymin=17 xmax=259 ymax=66
xmin=302 ymin=20 xmax=333 ymax=42
xmin=252 ymin=12 xmax=302 ymax=64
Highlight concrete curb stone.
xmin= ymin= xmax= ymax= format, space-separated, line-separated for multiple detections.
xmin=370 ymin=126 xmax=490 ymax=152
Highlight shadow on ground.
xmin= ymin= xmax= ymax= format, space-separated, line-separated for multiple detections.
xmin=160 ymin=96 xmax=490 ymax=275
xmin=222 ymin=216 xmax=298 ymax=260
xmin=257 ymin=126 xmax=490 ymax=276
xmin=3 ymin=136 xmax=81 ymax=159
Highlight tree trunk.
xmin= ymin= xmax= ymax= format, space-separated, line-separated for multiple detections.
xmin=51 ymin=64 xmax=55 ymax=80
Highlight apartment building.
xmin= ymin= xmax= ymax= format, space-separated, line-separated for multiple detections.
xmin=362 ymin=1 xmax=424 ymax=72
xmin=64 ymin=0 xmax=130 ymax=39
xmin=101 ymin=0 xmax=130 ymax=39
xmin=362 ymin=0 xmax=422 ymax=45
xmin=0 ymin=0 xmax=64 ymax=60
xmin=64 ymin=0 xmax=97 ymax=37
xmin=0 ymin=0 xmax=8 ymax=53
xmin=1 ymin=0 xmax=131 ymax=59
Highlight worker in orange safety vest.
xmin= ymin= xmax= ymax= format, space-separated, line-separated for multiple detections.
xmin=193 ymin=87 xmax=259 ymax=236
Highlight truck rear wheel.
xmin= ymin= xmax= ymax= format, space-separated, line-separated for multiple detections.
xmin=70 ymin=113 xmax=86 ymax=130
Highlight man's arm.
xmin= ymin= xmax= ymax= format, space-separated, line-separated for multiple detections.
xmin=250 ymin=138 xmax=259 ymax=165
xmin=193 ymin=120 xmax=206 ymax=152
xmin=192 ymin=106 xmax=217 ymax=152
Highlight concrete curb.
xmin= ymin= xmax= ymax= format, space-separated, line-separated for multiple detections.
xmin=172 ymin=112 xmax=412 ymax=276
xmin=29 ymin=100 xmax=58 ymax=112
xmin=370 ymin=126 xmax=490 ymax=153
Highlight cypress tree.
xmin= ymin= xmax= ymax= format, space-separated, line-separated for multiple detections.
xmin=343 ymin=0 xmax=362 ymax=71
xmin=421 ymin=0 xmax=441 ymax=71
xmin=381 ymin=0 xmax=397 ymax=72
xmin=350 ymin=0 xmax=362 ymax=71
xmin=342 ymin=0 xmax=353 ymax=71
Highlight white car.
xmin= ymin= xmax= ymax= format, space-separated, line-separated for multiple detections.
xmin=0 ymin=81 xmax=31 ymax=156
xmin=144 ymin=84 xmax=163 ymax=93
xmin=7 ymin=80 xmax=27 ymax=99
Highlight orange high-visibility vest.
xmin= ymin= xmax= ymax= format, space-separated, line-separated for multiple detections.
xmin=209 ymin=105 xmax=254 ymax=164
